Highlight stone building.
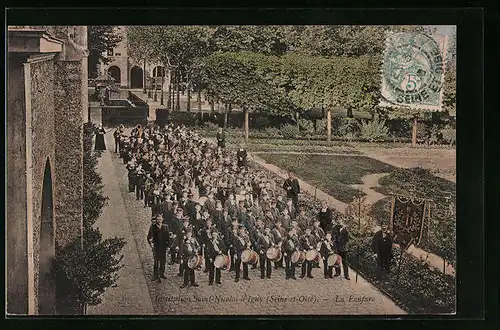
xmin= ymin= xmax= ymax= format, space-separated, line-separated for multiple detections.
xmin=7 ymin=26 xmax=88 ymax=315
xmin=98 ymin=26 xmax=170 ymax=89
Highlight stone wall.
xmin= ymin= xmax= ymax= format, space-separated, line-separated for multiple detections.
xmin=54 ymin=60 xmax=84 ymax=249
xmin=28 ymin=57 xmax=57 ymax=314
xmin=7 ymin=53 xmax=29 ymax=314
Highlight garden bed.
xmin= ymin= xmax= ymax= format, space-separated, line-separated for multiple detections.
xmin=371 ymin=168 xmax=456 ymax=264
xmin=257 ymin=153 xmax=395 ymax=203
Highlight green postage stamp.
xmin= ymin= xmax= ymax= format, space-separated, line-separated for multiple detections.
xmin=380 ymin=33 xmax=448 ymax=111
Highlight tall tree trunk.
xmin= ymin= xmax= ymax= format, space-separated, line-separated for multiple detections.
xmin=153 ymin=77 xmax=157 ymax=102
xmin=296 ymin=111 xmax=300 ymax=129
xmin=171 ymin=70 xmax=176 ymax=110
xmin=412 ymin=116 xmax=418 ymax=147
xmin=167 ymin=79 xmax=172 ymax=109
xmin=142 ymin=58 xmax=146 ymax=94
xmin=347 ymin=108 xmax=353 ymax=118
xmin=327 ymin=108 xmax=332 ymax=142
xmin=160 ymin=73 xmax=164 ymax=106
xmin=224 ymin=104 xmax=229 ymax=128
xmin=197 ymin=89 xmax=202 ymax=119
xmin=175 ymin=73 xmax=180 ymax=111
xmin=244 ymin=108 xmax=249 ymax=142
xmin=186 ymin=77 xmax=191 ymax=112
xmin=210 ymin=97 xmax=215 ymax=113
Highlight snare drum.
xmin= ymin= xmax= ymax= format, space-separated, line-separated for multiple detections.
xmin=306 ymin=249 xmax=321 ymax=264
xmin=327 ymin=254 xmax=342 ymax=267
xmin=291 ymin=251 xmax=306 ymax=265
xmin=214 ymin=254 xmax=231 ymax=270
xmin=241 ymin=249 xmax=259 ymax=264
xmin=266 ymin=247 xmax=282 ymax=261
xmin=188 ymin=255 xmax=204 ymax=270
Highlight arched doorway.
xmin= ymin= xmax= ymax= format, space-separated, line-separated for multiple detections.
xmin=108 ymin=66 xmax=121 ymax=84
xmin=130 ymin=66 xmax=143 ymax=89
xmin=38 ymin=158 xmax=55 ymax=315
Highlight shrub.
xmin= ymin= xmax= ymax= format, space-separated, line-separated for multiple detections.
xmin=264 ymin=126 xmax=282 ymax=138
xmin=440 ymin=127 xmax=456 ymax=146
xmin=339 ymin=117 xmax=361 ymax=140
xmin=279 ymin=124 xmax=299 ymax=139
xmin=298 ymin=118 xmax=315 ymax=137
xmin=253 ymin=115 xmax=271 ymax=130
xmin=360 ymin=118 xmax=390 ymax=142
xmin=427 ymin=125 xmax=441 ymax=145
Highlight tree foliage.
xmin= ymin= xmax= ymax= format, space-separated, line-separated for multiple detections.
xmin=88 ymin=26 xmax=123 ymax=78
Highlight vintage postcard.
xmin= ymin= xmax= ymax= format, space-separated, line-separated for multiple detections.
xmin=6 ymin=22 xmax=457 ymax=316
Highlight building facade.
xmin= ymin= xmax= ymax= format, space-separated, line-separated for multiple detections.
xmin=98 ymin=26 xmax=170 ymax=89
xmin=7 ymin=26 xmax=88 ymax=315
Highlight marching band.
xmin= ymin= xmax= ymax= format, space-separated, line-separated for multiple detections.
xmin=117 ymin=123 xmax=350 ymax=288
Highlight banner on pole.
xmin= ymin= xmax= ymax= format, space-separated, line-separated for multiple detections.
xmin=390 ymin=195 xmax=428 ymax=250
xmin=380 ymin=32 xmax=448 ymax=111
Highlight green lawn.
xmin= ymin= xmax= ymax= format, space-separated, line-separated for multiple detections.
xmin=258 ymin=154 xmax=395 ymax=203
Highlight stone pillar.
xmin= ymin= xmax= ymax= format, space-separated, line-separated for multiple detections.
xmin=6 ymin=53 xmax=29 ymax=314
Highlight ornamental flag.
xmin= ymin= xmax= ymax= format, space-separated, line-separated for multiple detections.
xmin=390 ymin=195 xmax=429 ymax=250
xmin=380 ymin=32 xmax=448 ymax=111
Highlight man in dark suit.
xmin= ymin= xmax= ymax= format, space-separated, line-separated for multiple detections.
xmin=256 ymin=227 xmax=275 ymax=279
xmin=180 ymin=226 xmax=200 ymax=288
xmin=318 ymin=202 xmax=334 ymax=234
xmin=206 ymin=231 xmax=227 ymax=285
xmin=236 ymin=146 xmax=248 ymax=169
xmin=283 ymin=172 xmax=300 ymax=210
xmin=299 ymin=228 xmax=315 ymax=279
xmin=147 ymin=215 xmax=171 ymax=283
xmin=372 ymin=224 xmax=394 ymax=275
xmin=233 ymin=225 xmax=251 ymax=282
xmin=282 ymin=228 xmax=299 ymax=280
xmin=216 ymin=128 xmax=226 ymax=149
xmin=332 ymin=220 xmax=350 ymax=280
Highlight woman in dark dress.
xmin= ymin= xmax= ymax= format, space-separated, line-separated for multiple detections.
xmin=95 ymin=124 xmax=109 ymax=151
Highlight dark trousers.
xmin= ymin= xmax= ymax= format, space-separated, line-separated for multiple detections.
xmin=335 ymin=250 xmax=349 ymax=277
xmin=377 ymin=253 xmax=391 ymax=273
xmin=229 ymin=248 xmax=235 ymax=271
xmin=291 ymin=195 xmax=299 ymax=210
xmin=183 ymin=262 xmax=195 ymax=285
xmin=274 ymin=256 xmax=284 ymax=269
xmin=115 ymin=139 xmax=120 ymax=153
xmin=208 ymin=259 xmax=221 ymax=284
xmin=136 ymin=185 xmax=145 ymax=200
xmin=153 ymin=250 xmax=166 ymax=278
xmin=144 ymin=191 xmax=152 ymax=206
xmin=128 ymin=178 xmax=136 ymax=192
xmin=259 ymin=254 xmax=272 ymax=278
xmin=301 ymin=260 xmax=313 ymax=277
xmin=323 ymin=258 xmax=333 ymax=277
xmin=235 ymin=258 xmax=249 ymax=280
xmin=285 ymin=255 xmax=295 ymax=278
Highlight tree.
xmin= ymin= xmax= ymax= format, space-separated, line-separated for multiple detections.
xmin=87 ymin=26 xmax=123 ymax=78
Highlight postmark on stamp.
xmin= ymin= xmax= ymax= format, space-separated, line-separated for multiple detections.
xmin=380 ymin=33 xmax=448 ymax=111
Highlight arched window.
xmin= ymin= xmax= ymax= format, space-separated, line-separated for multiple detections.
xmin=108 ymin=66 xmax=121 ymax=84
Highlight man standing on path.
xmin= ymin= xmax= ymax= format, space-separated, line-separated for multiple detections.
xmin=236 ymin=146 xmax=248 ymax=170
xmin=216 ymin=128 xmax=226 ymax=149
xmin=147 ymin=215 xmax=171 ymax=283
xmin=283 ymin=172 xmax=301 ymax=210
xmin=318 ymin=202 xmax=334 ymax=234
xmin=332 ymin=220 xmax=350 ymax=280
xmin=372 ymin=224 xmax=394 ymax=276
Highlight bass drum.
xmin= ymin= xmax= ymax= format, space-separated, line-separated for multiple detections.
xmin=327 ymin=254 xmax=342 ymax=267
xmin=266 ymin=247 xmax=282 ymax=261
xmin=188 ymin=255 xmax=205 ymax=270
xmin=214 ymin=254 xmax=231 ymax=270
xmin=306 ymin=249 xmax=321 ymax=264
xmin=291 ymin=251 xmax=306 ymax=265
xmin=241 ymin=249 xmax=259 ymax=264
